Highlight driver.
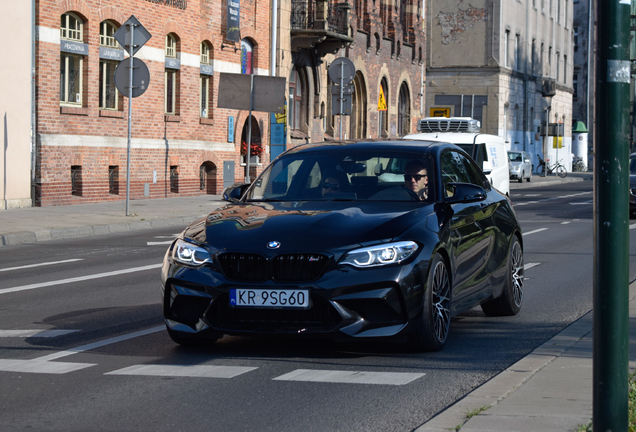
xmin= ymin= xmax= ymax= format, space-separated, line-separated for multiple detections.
xmin=404 ymin=160 xmax=428 ymax=200
xmin=321 ymin=176 xmax=341 ymax=197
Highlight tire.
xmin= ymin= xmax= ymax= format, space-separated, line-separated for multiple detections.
xmin=557 ymin=166 xmax=567 ymax=178
xmin=167 ymin=326 xmax=218 ymax=346
xmin=481 ymin=236 xmax=524 ymax=316
xmin=410 ymin=253 xmax=452 ymax=352
xmin=526 ymin=174 xmax=531 ymax=182
xmin=518 ymin=172 xmax=523 ymax=183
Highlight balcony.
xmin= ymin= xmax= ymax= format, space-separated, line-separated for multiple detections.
xmin=290 ymin=0 xmax=353 ymax=57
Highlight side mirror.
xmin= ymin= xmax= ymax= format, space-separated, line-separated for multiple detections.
xmin=446 ymin=183 xmax=487 ymax=204
xmin=374 ymin=163 xmax=384 ymax=175
xmin=482 ymin=159 xmax=493 ymax=175
xmin=222 ymin=183 xmax=251 ymax=202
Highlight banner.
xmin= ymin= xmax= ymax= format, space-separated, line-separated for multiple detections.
xmin=227 ymin=0 xmax=240 ymax=42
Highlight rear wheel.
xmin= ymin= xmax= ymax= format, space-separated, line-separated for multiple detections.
xmin=410 ymin=253 xmax=451 ymax=352
xmin=557 ymin=166 xmax=567 ymax=178
xmin=481 ymin=236 xmax=523 ymax=316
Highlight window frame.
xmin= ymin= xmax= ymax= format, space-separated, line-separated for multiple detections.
xmin=99 ymin=20 xmax=118 ymax=47
xmin=60 ymin=12 xmax=83 ymax=41
xmin=99 ymin=60 xmax=118 ymax=110
xmin=60 ymin=53 xmax=83 ymax=106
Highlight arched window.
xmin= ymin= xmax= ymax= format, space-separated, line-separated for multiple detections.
xmin=99 ymin=20 xmax=120 ymax=110
xmin=60 ymin=13 xmax=84 ymax=106
xmin=351 ymin=71 xmax=367 ymax=139
xmin=241 ymin=39 xmax=253 ymax=74
xmin=288 ymin=65 xmax=307 ymax=131
xmin=379 ymin=78 xmax=389 ymax=137
xmin=200 ymin=41 xmax=213 ymax=118
xmin=398 ymin=82 xmax=411 ymax=136
xmin=165 ymin=34 xmax=177 ymax=58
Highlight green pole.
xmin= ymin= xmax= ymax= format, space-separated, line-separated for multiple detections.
xmin=594 ymin=0 xmax=630 ymax=428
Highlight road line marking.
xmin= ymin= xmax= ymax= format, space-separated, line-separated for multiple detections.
xmin=0 ymin=263 xmax=162 ymax=296
xmin=523 ymin=228 xmax=548 ymax=236
xmin=106 ymin=365 xmax=257 ymax=378
xmin=569 ymin=201 xmax=593 ymax=205
xmin=0 ymin=329 xmax=79 ymax=338
xmin=0 ymin=359 xmax=95 ymax=374
xmin=0 ymin=258 xmax=84 ymax=273
xmin=147 ymin=241 xmax=174 ymax=246
xmin=524 ymin=263 xmax=541 ymax=270
xmin=35 ymin=326 xmax=164 ymax=362
xmin=273 ymin=369 xmax=425 ymax=385
xmin=561 ymin=221 xmax=571 ymax=225
xmin=630 ymin=223 xmax=636 ymax=230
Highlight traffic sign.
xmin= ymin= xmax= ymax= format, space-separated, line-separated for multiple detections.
xmin=378 ymin=86 xmax=387 ymax=111
xmin=328 ymin=57 xmax=355 ymax=86
xmin=114 ymin=57 xmax=150 ymax=98
xmin=114 ymin=15 xmax=152 ymax=56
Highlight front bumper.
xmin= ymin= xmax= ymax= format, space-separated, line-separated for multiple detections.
xmin=161 ymin=257 xmax=427 ymax=341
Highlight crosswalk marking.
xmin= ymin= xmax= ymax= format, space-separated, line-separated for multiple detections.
xmin=273 ymin=369 xmax=424 ymax=385
xmin=0 ymin=329 xmax=79 ymax=338
xmin=523 ymin=228 xmax=548 ymax=236
xmin=106 ymin=365 xmax=257 ymax=378
xmin=0 ymin=359 xmax=94 ymax=374
xmin=147 ymin=241 xmax=173 ymax=246
xmin=524 ymin=263 xmax=541 ymax=270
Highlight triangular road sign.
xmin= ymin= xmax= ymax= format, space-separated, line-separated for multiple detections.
xmin=378 ymin=86 xmax=387 ymax=111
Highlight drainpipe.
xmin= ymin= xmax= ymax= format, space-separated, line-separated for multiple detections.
xmin=31 ymin=0 xmax=36 ymax=206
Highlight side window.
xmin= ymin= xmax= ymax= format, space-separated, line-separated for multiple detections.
xmin=441 ymin=150 xmax=480 ymax=197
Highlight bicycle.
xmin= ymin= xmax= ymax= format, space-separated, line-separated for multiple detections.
xmin=572 ymin=156 xmax=587 ymax=172
xmin=536 ymin=155 xmax=567 ymax=178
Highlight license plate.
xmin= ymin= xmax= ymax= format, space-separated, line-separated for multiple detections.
xmin=229 ymin=289 xmax=310 ymax=308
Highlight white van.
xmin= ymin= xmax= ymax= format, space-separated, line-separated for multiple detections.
xmin=403 ymin=117 xmax=510 ymax=196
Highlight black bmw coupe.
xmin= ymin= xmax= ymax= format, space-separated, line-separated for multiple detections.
xmin=161 ymin=139 xmax=524 ymax=352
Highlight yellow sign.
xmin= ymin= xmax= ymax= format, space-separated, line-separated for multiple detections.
xmin=430 ymin=107 xmax=450 ymax=118
xmin=553 ymin=136 xmax=563 ymax=149
xmin=378 ymin=86 xmax=387 ymax=111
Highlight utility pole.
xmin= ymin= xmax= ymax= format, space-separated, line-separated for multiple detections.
xmin=594 ymin=0 xmax=630 ymax=428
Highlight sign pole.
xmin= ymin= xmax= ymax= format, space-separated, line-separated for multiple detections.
xmin=125 ymin=23 xmax=136 ymax=216
xmin=339 ymin=62 xmax=344 ymax=140
xmin=245 ymin=72 xmax=254 ymax=183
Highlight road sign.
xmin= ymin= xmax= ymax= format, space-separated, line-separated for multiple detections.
xmin=114 ymin=57 xmax=150 ymax=98
xmin=113 ymin=15 xmax=152 ymax=56
xmin=328 ymin=57 xmax=355 ymax=85
xmin=217 ymin=73 xmax=286 ymax=113
xmin=331 ymin=84 xmax=353 ymax=115
xmin=430 ymin=107 xmax=450 ymax=117
xmin=378 ymin=86 xmax=387 ymax=111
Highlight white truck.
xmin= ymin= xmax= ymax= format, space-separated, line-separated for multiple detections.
xmin=403 ymin=117 xmax=510 ymax=196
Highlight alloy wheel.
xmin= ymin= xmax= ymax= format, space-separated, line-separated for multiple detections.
xmin=431 ymin=261 xmax=451 ymax=342
xmin=511 ymin=241 xmax=524 ymax=307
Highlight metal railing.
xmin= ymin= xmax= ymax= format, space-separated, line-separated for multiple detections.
xmin=291 ymin=0 xmax=350 ymax=35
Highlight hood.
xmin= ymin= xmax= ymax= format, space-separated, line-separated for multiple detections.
xmin=182 ymin=201 xmax=433 ymax=255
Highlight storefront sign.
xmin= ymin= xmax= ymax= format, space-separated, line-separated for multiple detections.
xmin=227 ymin=0 xmax=240 ymax=42
xmin=228 ymin=116 xmax=235 ymax=142
xmin=144 ymin=0 xmax=187 ymax=10
xmin=200 ymin=64 xmax=214 ymax=76
xmin=165 ymin=58 xmax=181 ymax=70
xmin=99 ymin=46 xmax=125 ymax=61
xmin=61 ymin=40 xmax=88 ymax=55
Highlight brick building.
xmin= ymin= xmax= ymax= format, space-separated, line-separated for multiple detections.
xmin=35 ymin=0 xmax=272 ymax=206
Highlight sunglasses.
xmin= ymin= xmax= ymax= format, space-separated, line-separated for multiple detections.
xmin=322 ymin=181 xmax=340 ymax=191
xmin=404 ymin=174 xmax=427 ymax=182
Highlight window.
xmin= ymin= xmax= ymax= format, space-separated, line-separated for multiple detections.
xmin=241 ymin=39 xmax=253 ymax=74
xmin=109 ymin=166 xmax=119 ymax=195
xmin=540 ymin=43 xmax=544 ymax=75
xmin=573 ymin=74 xmax=578 ymax=98
xmin=60 ymin=53 xmax=83 ymax=106
xmin=71 ymin=165 xmax=82 ymax=196
xmin=170 ymin=166 xmax=179 ymax=193
xmin=515 ymin=34 xmax=520 ymax=71
xmin=60 ymin=13 xmax=82 ymax=41
xmin=99 ymin=21 xmax=119 ymax=110
xmin=556 ymin=52 xmax=560 ymax=81
xmin=60 ymin=13 xmax=84 ymax=106
xmin=574 ymin=26 xmax=578 ymax=52
xmin=165 ymin=34 xmax=178 ymax=115
xmin=288 ymin=65 xmax=307 ymax=131
xmin=200 ymin=42 xmax=213 ymax=118
xmin=549 ymin=46 xmax=552 ymax=76
xmin=398 ymin=82 xmax=411 ymax=136
xmin=557 ymin=0 xmax=560 ymax=22
xmin=564 ymin=55 xmax=567 ymax=84
xmin=565 ymin=0 xmax=568 ymax=26
xmin=504 ymin=30 xmax=510 ymax=68
xmin=531 ymin=39 xmax=536 ymax=74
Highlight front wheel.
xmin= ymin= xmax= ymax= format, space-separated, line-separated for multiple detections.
xmin=481 ymin=236 xmax=523 ymax=316
xmin=410 ymin=253 xmax=452 ymax=352
xmin=557 ymin=165 xmax=567 ymax=178
xmin=518 ymin=172 xmax=523 ymax=183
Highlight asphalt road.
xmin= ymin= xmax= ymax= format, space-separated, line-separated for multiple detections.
xmin=0 ymin=180 xmax=628 ymax=432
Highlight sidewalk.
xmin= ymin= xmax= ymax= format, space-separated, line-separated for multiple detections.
xmin=417 ymin=281 xmax=636 ymax=432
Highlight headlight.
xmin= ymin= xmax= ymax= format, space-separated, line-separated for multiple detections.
xmin=339 ymin=241 xmax=419 ymax=268
xmin=511 ymin=165 xmax=520 ymax=171
xmin=172 ymin=239 xmax=212 ymax=266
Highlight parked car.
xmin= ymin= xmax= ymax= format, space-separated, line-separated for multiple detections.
xmin=404 ymin=117 xmax=510 ymax=196
xmin=161 ymin=139 xmax=524 ymax=352
xmin=508 ymin=151 xmax=532 ymax=183
xmin=630 ymin=153 xmax=636 ymax=217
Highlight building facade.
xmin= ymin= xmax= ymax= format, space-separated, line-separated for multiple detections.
xmin=425 ymin=0 xmax=574 ymax=170
xmin=34 ymin=0 xmax=272 ymax=206
xmin=0 ymin=0 xmax=33 ymax=210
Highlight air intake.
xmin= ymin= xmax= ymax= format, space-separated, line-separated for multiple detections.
xmin=417 ymin=117 xmax=481 ymax=133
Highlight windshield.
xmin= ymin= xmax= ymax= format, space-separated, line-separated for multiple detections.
xmin=508 ymin=152 xmax=522 ymax=162
xmin=245 ymin=149 xmax=435 ymax=202
xmin=631 ymin=156 xmax=636 ymax=174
